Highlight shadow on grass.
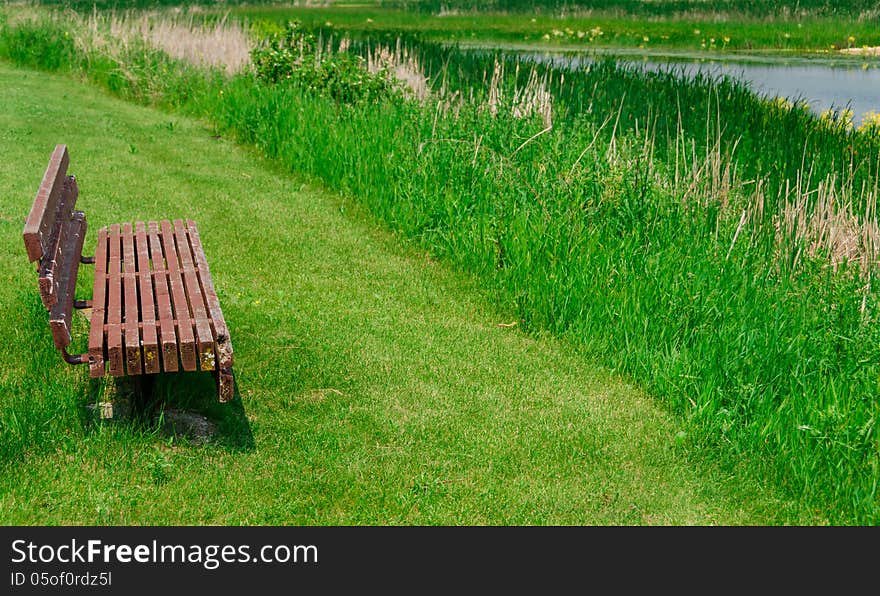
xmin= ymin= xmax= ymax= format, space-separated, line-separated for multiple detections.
xmin=80 ymin=370 xmax=254 ymax=453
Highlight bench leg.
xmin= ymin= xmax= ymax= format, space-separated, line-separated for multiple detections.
xmin=131 ymin=374 xmax=155 ymax=412
xmin=216 ymin=367 xmax=235 ymax=403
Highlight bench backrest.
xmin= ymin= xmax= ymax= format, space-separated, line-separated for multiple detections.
xmin=23 ymin=144 xmax=88 ymax=350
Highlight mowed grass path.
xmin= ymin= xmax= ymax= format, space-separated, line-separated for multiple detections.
xmin=0 ymin=64 xmax=812 ymax=525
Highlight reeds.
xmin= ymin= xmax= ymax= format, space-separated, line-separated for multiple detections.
xmin=81 ymin=9 xmax=252 ymax=74
xmin=365 ymin=38 xmax=432 ymax=100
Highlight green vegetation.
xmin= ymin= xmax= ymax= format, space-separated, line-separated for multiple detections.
xmin=226 ymin=4 xmax=880 ymax=55
xmin=251 ymin=21 xmax=401 ymax=103
xmin=217 ymin=43 xmax=880 ymax=524
xmin=0 ymin=63 xmax=806 ymax=526
xmin=23 ymin=0 xmax=880 ymax=53
xmin=2 ymin=6 xmax=880 ymax=524
xmin=385 ymin=0 xmax=880 ymax=19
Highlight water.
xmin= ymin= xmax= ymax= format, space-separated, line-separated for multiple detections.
xmin=511 ymin=49 xmax=880 ymax=126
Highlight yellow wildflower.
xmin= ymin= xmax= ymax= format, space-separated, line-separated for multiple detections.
xmin=858 ymin=111 xmax=880 ymax=135
xmin=772 ymin=97 xmax=794 ymax=110
xmin=820 ymin=108 xmax=854 ymax=132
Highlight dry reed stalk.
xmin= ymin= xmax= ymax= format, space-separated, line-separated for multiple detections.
xmin=365 ymin=39 xmax=432 ymax=101
xmin=83 ymin=10 xmax=252 ymax=75
xmin=511 ymin=67 xmax=553 ymax=129
xmin=673 ymin=133 xmax=739 ymax=210
xmin=484 ymin=59 xmax=553 ymax=127
xmin=487 ymin=59 xmax=504 ymax=117
xmin=777 ymin=171 xmax=880 ymax=274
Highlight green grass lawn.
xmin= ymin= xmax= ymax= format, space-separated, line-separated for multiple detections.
xmin=0 ymin=63 xmax=820 ymax=525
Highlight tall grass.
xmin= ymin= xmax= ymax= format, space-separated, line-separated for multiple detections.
xmin=2 ymin=8 xmax=880 ymax=523
xmin=384 ymin=40 xmax=880 ymax=198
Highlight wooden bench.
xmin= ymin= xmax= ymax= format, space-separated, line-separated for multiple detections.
xmin=23 ymin=144 xmax=235 ymax=402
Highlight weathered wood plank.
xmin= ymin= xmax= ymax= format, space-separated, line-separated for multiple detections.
xmin=122 ymin=223 xmax=142 ymax=375
xmin=36 ymin=176 xmax=78 ymax=309
xmin=88 ymin=227 xmax=109 ymax=378
xmin=135 ymin=222 xmax=160 ymax=374
xmin=48 ymin=212 xmax=86 ymax=349
xmin=160 ymin=220 xmax=197 ymax=372
xmin=174 ymin=219 xmax=215 ymax=372
xmin=147 ymin=221 xmax=179 ymax=373
xmin=186 ymin=220 xmax=234 ymax=370
xmin=106 ymin=224 xmax=124 ymax=377
xmin=23 ymin=144 xmax=70 ymax=263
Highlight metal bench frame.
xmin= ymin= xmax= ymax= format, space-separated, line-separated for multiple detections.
xmin=23 ymin=145 xmax=235 ymax=402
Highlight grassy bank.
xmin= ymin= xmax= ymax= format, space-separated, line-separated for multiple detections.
xmin=383 ymin=0 xmax=880 ymax=19
xmin=25 ymin=0 xmax=880 ymax=53
xmin=2 ymin=8 xmax=879 ymax=524
xmin=0 ymin=63 xmax=803 ymax=524
xmin=223 ymin=4 xmax=880 ymax=55
xmin=210 ymin=55 xmax=880 ymax=524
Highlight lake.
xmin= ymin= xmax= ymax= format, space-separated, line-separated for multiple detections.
xmin=500 ymin=47 xmax=880 ymax=126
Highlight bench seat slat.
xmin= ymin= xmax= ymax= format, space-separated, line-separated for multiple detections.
xmin=174 ymin=219 xmax=215 ymax=372
xmin=148 ymin=221 xmax=179 ymax=373
xmin=135 ymin=222 xmax=160 ymax=374
xmin=106 ymin=224 xmax=124 ymax=377
xmin=160 ymin=219 xmax=198 ymax=372
xmin=186 ymin=219 xmax=234 ymax=371
xmin=88 ymin=227 xmax=109 ymax=377
xmin=122 ymin=223 xmax=142 ymax=375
